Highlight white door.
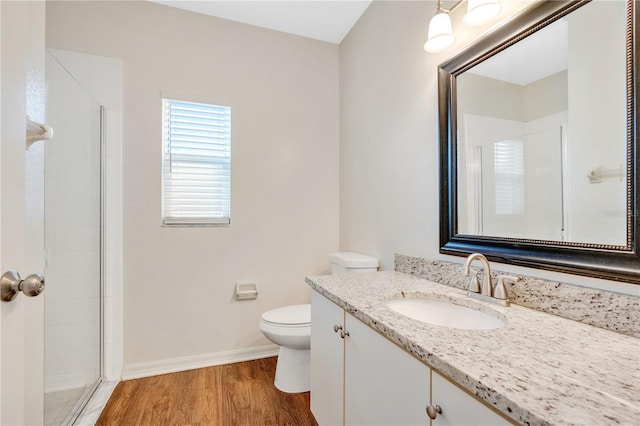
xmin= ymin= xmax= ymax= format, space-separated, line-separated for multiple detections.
xmin=1 ymin=1 xmax=46 ymax=425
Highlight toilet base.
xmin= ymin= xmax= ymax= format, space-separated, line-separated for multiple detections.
xmin=274 ymin=346 xmax=310 ymax=393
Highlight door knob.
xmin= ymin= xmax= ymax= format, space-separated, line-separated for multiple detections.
xmin=1 ymin=270 xmax=45 ymax=302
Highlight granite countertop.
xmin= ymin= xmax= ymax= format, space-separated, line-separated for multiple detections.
xmin=306 ymin=271 xmax=640 ymax=426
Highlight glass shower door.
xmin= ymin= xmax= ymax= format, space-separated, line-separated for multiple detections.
xmin=44 ymin=51 xmax=103 ymax=426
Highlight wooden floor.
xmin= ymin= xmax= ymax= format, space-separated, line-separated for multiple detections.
xmin=96 ymin=357 xmax=318 ymax=426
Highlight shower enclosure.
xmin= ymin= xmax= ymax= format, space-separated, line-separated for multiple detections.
xmin=460 ymin=113 xmax=567 ymax=242
xmin=44 ymin=51 xmax=104 ymax=425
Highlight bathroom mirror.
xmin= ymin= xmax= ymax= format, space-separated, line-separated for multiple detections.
xmin=439 ymin=0 xmax=640 ymax=283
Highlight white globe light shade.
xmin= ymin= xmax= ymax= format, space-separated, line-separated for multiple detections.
xmin=464 ymin=0 xmax=501 ymax=26
xmin=424 ymin=12 xmax=454 ymax=53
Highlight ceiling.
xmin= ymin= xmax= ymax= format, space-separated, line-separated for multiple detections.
xmin=149 ymin=0 xmax=373 ymax=44
xmin=467 ymin=16 xmax=568 ymax=86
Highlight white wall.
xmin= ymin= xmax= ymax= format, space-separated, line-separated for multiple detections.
xmin=339 ymin=0 xmax=435 ymax=271
xmin=524 ymin=70 xmax=567 ymax=121
xmin=46 ymin=1 xmax=339 ymax=370
xmin=339 ymin=0 xmax=638 ymax=295
xmin=567 ymin=1 xmax=627 ymax=246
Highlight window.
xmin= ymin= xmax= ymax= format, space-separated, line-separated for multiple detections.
xmin=493 ymin=140 xmax=524 ymax=215
xmin=162 ymin=99 xmax=231 ymax=225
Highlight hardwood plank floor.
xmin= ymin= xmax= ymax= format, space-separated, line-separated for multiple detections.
xmin=96 ymin=357 xmax=318 ymax=426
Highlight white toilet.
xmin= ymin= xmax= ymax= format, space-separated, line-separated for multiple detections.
xmin=259 ymin=252 xmax=379 ymax=393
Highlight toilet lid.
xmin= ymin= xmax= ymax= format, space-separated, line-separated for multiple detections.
xmin=262 ymin=304 xmax=310 ymax=326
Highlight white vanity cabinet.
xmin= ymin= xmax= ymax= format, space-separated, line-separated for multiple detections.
xmin=310 ymin=290 xmax=346 ymax=426
xmin=344 ymin=310 xmax=431 ymax=425
xmin=311 ymin=290 xmax=430 ymax=425
xmin=310 ymin=290 xmax=513 ymax=426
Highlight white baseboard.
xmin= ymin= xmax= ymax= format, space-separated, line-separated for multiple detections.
xmin=122 ymin=344 xmax=279 ymax=380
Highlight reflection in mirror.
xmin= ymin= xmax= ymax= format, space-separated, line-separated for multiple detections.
xmin=439 ymin=0 xmax=639 ymax=283
xmin=456 ymin=1 xmax=627 ymax=246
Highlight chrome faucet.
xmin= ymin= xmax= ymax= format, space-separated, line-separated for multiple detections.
xmin=463 ymin=253 xmax=493 ymax=296
xmin=463 ymin=253 xmax=513 ymax=307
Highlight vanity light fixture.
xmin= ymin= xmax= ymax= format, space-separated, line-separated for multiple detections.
xmin=424 ymin=0 xmax=501 ymax=53
xmin=424 ymin=0 xmax=455 ymax=53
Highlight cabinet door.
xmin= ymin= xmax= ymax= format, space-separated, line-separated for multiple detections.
xmin=310 ymin=290 xmax=345 ymax=426
xmin=432 ymin=371 xmax=512 ymax=425
xmin=345 ymin=313 xmax=431 ymax=425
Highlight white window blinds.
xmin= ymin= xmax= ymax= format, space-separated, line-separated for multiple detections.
xmin=493 ymin=140 xmax=524 ymax=215
xmin=162 ymin=99 xmax=231 ymax=225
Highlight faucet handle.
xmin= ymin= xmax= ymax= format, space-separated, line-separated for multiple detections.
xmin=468 ymin=270 xmax=481 ymax=293
xmin=494 ymin=275 xmax=518 ymax=300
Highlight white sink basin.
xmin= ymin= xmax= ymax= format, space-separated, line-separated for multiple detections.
xmin=387 ymin=299 xmax=505 ymax=330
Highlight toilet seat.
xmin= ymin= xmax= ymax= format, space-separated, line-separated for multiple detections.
xmin=261 ymin=304 xmax=310 ymax=327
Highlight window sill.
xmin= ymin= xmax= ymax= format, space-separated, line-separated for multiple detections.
xmin=162 ymin=219 xmax=230 ymax=227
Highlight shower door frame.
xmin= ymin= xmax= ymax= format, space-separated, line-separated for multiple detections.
xmin=43 ymin=47 xmax=124 ymax=425
xmin=43 ymin=49 xmax=107 ymax=424
xmin=65 ymin=105 xmax=107 ymax=425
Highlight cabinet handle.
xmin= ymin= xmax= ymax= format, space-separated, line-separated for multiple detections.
xmin=333 ymin=324 xmax=343 ymax=333
xmin=340 ymin=330 xmax=349 ymax=339
xmin=426 ymin=404 xmax=442 ymax=420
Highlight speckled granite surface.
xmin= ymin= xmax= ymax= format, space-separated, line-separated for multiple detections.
xmin=306 ymin=271 xmax=640 ymax=426
xmin=395 ymin=254 xmax=640 ymax=338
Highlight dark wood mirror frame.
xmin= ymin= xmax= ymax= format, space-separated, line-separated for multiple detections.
xmin=439 ymin=0 xmax=640 ymax=284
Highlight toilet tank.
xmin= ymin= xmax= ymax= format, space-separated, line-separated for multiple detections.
xmin=329 ymin=252 xmax=379 ymax=274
